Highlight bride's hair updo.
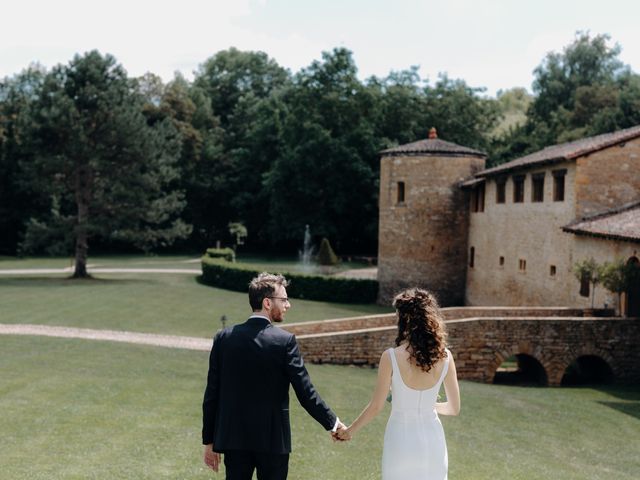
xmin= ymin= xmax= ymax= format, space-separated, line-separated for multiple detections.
xmin=392 ymin=288 xmax=447 ymax=372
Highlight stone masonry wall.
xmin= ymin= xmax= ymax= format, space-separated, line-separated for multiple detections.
xmin=465 ymin=160 xmax=579 ymax=307
xmin=378 ymin=154 xmax=485 ymax=306
xmin=283 ymin=310 xmax=638 ymax=386
xmin=575 ymin=136 xmax=640 ymax=217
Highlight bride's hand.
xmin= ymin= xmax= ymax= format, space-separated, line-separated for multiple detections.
xmin=336 ymin=425 xmax=353 ymax=441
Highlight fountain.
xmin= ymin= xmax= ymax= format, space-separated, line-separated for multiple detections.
xmin=298 ymin=225 xmax=315 ymax=272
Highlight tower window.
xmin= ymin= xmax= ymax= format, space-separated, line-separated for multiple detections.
xmin=496 ymin=178 xmax=506 ymax=204
xmin=469 ymin=247 xmax=475 ymax=268
xmin=397 ymin=181 xmax=405 ymax=204
xmin=499 ymin=256 xmax=505 ymax=266
xmin=553 ymin=169 xmax=566 ymax=202
xmin=519 ymin=259 xmax=526 ymax=271
xmin=532 ymin=173 xmax=545 ymax=202
xmin=472 ymin=183 xmax=485 ymax=212
xmin=513 ymin=175 xmax=525 ymax=203
xmin=550 ymin=265 xmax=557 ymax=276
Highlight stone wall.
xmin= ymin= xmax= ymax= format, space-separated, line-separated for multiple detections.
xmin=575 ymin=136 xmax=640 ymax=217
xmin=284 ymin=310 xmax=639 ymax=386
xmin=377 ymin=154 xmax=485 ymax=306
xmin=282 ymin=306 xmax=595 ymax=336
xmin=465 ymin=160 xmax=580 ymax=307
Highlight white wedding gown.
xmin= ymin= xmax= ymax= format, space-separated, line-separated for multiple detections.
xmin=382 ymin=348 xmax=450 ymax=480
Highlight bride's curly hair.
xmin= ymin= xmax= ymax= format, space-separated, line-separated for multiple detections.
xmin=393 ymin=288 xmax=447 ymax=372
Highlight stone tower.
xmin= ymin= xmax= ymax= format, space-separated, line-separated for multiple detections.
xmin=377 ymin=128 xmax=486 ymax=305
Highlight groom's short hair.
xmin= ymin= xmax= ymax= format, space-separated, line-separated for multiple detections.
xmin=249 ymin=272 xmax=289 ymax=311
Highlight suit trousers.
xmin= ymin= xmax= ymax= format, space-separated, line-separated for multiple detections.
xmin=224 ymin=450 xmax=290 ymax=480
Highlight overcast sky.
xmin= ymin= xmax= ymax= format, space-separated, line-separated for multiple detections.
xmin=3 ymin=0 xmax=640 ymax=97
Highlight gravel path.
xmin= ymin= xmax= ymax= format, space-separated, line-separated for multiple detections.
xmin=0 ymin=268 xmax=200 ymax=275
xmin=0 ymin=323 xmax=212 ymax=351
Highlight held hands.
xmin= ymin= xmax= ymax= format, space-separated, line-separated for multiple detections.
xmin=330 ymin=420 xmax=353 ymax=442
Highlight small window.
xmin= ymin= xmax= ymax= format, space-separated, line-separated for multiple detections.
xmin=553 ymin=169 xmax=566 ymax=202
xmin=532 ymin=173 xmax=545 ymax=202
xmin=513 ymin=175 xmax=525 ymax=203
xmin=496 ymin=178 xmax=506 ymax=204
xmin=397 ymin=181 xmax=405 ymax=204
xmin=469 ymin=247 xmax=475 ymax=268
xmin=499 ymin=256 xmax=505 ymax=266
xmin=550 ymin=265 xmax=556 ymax=276
xmin=519 ymin=259 xmax=526 ymax=271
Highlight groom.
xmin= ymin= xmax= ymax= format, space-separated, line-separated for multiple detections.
xmin=202 ymin=272 xmax=345 ymax=479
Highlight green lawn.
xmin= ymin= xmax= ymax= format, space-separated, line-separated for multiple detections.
xmin=0 ymin=256 xmax=390 ymax=337
xmin=1 ymin=335 xmax=638 ymax=480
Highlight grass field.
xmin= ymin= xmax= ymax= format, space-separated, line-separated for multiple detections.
xmin=1 ymin=335 xmax=638 ymax=480
xmin=2 ymin=255 xmax=639 ymax=479
xmin=0 ymin=256 xmax=390 ymax=337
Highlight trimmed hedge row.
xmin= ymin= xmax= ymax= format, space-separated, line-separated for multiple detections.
xmin=200 ymin=256 xmax=379 ymax=304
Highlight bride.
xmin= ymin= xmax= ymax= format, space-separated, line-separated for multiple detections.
xmin=337 ymin=288 xmax=460 ymax=479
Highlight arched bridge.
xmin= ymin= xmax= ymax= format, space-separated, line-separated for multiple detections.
xmin=283 ymin=307 xmax=640 ymax=386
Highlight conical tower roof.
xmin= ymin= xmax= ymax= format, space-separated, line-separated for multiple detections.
xmin=380 ymin=128 xmax=486 ymax=158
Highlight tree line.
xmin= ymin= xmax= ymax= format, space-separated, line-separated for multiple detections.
xmin=2 ymin=32 xmax=640 ymax=275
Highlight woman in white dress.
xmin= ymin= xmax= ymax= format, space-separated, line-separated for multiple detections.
xmin=338 ymin=288 xmax=460 ymax=480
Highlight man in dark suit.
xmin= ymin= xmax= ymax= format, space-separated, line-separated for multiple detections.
xmin=202 ymin=272 xmax=345 ymax=479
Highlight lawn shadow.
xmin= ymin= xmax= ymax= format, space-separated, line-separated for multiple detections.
xmin=589 ymin=384 xmax=640 ymax=421
xmin=0 ymin=276 xmax=154 ymax=287
xmin=597 ymin=401 xmax=640 ymax=420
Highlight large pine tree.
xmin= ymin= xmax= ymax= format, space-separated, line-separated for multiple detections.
xmin=21 ymin=51 xmax=190 ymax=277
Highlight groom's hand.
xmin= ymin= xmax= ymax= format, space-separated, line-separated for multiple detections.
xmin=204 ymin=444 xmax=221 ymax=472
xmin=331 ymin=421 xmax=350 ymax=442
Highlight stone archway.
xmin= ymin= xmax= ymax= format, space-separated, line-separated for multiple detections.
xmin=626 ymin=256 xmax=640 ymax=317
xmin=561 ymin=355 xmax=614 ymax=386
xmin=493 ymin=353 xmax=548 ymax=386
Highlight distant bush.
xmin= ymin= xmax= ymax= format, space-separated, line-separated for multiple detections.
xmin=205 ymin=247 xmax=236 ymax=262
xmin=200 ymin=256 xmax=378 ymax=304
xmin=317 ymin=237 xmax=339 ymax=266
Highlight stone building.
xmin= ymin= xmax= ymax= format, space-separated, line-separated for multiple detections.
xmin=377 ymin=128 xmax=485 ymax=305
xmin=378 ymin=125 xmax=640 ymax=315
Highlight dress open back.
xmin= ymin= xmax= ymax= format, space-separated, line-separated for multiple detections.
xmin=382 ymin=348 xmax=450 ymax=480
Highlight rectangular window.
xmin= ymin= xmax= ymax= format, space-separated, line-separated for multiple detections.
xmin=519 ymin=259 xmax=526 ymax=271
xmin=499 ymin=256 xmax=505 ymax=266
xmin=397 ymin=181 xmax=405 ymax=204
xmin=469 ymin=247 xmax=475 ymax=268
xmin=496 ymin=178 xmax=506 ymax=204
xmin=513 ymin=175 xmax=525 ymax=203
xmin=532 ymin=173 xmax=545 ymax=202
xmin=553 ymin=169 xmax=566 ymax=202
xmin=471 ymin=184 xmax=485 ymax=213
xmin=550 ymin=265 xmax=556 ymax=276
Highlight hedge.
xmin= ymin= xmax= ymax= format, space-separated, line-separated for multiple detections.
xmin=200 ymin=256 xmax=378 ymax=304
xmin=205 ymin=247 xmax=236 ymax=262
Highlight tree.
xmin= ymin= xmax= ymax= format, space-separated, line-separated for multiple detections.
xmin=192 ymin=49 xmax=290 ymax=247
xmin=317 ymin=237 xmax=339 ymax=266
xmin=265 ymin=48 xmax=380 ymax=252
xmin=0 ymin=65 xmax=47 ymax=255
xmin=573 ymin=258 xmax=603 ymax=308
xmin=493 ymin=32 xmax=640 ymax=164
xmin=228 ymin=222 xmax=247 ymax=252
xmin=601 ymin=258 xmax=640 ymax=316
xmin=21 ymin=51 xmax=190 ymax=277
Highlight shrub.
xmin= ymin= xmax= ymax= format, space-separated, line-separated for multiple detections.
xmin=205 ymin=247 xmax=236 ymax=262
xmin=200 ymin=256 xmax=378 ymax=304
xmin=317 ymin=237 xmax=339 ymax=266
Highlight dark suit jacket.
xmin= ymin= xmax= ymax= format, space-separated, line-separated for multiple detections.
xmin=202 ymin=316 xmax=337 ymax=454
